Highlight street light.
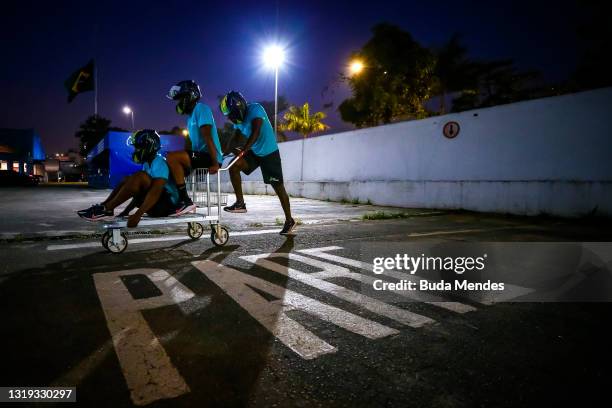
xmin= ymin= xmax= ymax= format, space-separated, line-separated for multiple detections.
xmin=262 ymin=45 xmax=286 ymax=138
xmin=349 ymin=59 xmax=364 ymax=76
xmin=122 ymin=106 xmax=134 ymax=130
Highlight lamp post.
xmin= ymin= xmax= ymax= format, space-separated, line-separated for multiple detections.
xmin=262 ymin=45 xmax=286 ymax=138
xmin=122 ymin=106 xmax=134 ymax=130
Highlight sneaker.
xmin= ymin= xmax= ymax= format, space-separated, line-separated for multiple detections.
xmin=280 ymin=218 xmax=297 ymax=235
xmin=171 ymin=200 xmax=197 ymax=216
xmin=223 ymin=202 xmax=247 ymax=213
xmin=77 ymin=203 xmax=103 ymax=217
xmin=80 ymin=204 xmax=114 ymax=221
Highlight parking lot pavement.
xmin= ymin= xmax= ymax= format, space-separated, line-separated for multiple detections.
xmin=0 ymin=186 xmax=438 ymax=240
xmin=1 ymin=217 xmax=611 ymax=407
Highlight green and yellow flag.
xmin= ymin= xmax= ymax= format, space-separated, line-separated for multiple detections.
xmin=65 ymin=59 xmax=95 ymax=103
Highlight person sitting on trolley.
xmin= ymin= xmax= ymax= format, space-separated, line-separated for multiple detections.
xmin=219 ymin=91 xmax=296 ymax=235
xmin=165 ymin=80 xmax=223 ymax=216
xmin=77 ymin=129 xmax=181 ymax=227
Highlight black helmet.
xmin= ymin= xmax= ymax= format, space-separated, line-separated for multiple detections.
xmin=167 ymin=80 xmax=201 ymax=114
xmin=220 ymin=91 xmax=247 ymax=124
xmin=128 ymin=129 xmax=161 ymax=164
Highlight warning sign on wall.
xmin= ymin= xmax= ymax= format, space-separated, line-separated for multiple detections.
xmin=443 ymin=121 xmax=460 ymax=139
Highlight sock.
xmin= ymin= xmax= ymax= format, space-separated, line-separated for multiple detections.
xmin=177 ymin=184 xmax=191 ymax=203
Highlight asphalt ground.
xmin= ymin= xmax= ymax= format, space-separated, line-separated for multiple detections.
xmin=1 ymin=211 xmax=612 ymax=407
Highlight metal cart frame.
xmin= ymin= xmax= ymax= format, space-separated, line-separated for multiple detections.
xmin=99 ymin=155 xmax=240 ymax=254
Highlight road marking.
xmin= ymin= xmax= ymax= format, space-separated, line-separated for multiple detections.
xmin=93 ymin=268 xmax=194 ymax=405
xmin=46 ymin=229 xmax=282 ymax=251
xmin=241 ymin=253 xmax=434 ymax=327
xmin=299 ymin=246 xmax=533 ymax=305
xmin=260 ymin=251 xmax=476 ymax=314
xmin=192 ymin=260 xmax=399 ymax=360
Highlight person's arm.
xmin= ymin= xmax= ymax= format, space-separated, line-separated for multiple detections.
xmin=127 ymin=179 xmax=165 ymax=227
xmin=243 ymin=118 xmax=263 ymax=152
xmin=222 ymin=130 xmax=239 ymax=155
xmin=199 ymin=124 xmax=219 ymax=174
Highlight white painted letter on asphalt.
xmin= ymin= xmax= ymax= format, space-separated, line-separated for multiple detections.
xmin=192 ymin=260 xmax=399 ymax=360
xmin=93 ymin=268 xmax=194 ymax=406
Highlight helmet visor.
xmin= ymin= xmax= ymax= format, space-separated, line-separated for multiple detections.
xmin=167 ymin=85 xmax=182 ymax=100
xmin=220 ymin=95 xmax=230 ymax=116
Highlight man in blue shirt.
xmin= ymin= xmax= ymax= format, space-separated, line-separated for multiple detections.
xmin=78 ymin=130 xmax=181 ymax=227
xmin=166 ymin=80 xmax=223 ymax=215
xmin=220 ymin=91 xmax=296 ymax=235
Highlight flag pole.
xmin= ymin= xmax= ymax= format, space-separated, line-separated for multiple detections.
xmin=94 ymin=61 xmax=98 ymax=116
xmin=93 ymin=23 xmax=98 ymax=116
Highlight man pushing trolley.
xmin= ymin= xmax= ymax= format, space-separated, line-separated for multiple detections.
xmin=219 ymin=91 xmax=297 ymax=235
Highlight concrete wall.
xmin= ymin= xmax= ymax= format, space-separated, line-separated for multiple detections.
xmin=221 ymin=87 xmax=612 ymax=217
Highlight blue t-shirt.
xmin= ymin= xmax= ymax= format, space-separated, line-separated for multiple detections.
xmin=187 ymin=102 xmax=223 ymax=164
xmin=142 ymin=155 xmax=180 ymax=205
xmin=233 ymin=102 xmax=278 ymax=157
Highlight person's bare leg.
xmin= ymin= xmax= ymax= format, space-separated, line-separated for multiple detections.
xmin=101 ymin=176 xmax=128 ymax=206
xmin=166 ymin=151 xmax=191 ymax=185
xmin=271 ymin=181 xmax=292 ymax=221
xmin=229 ymin=159 xmax=248 ymax=204
xmin=105 ymin=172 xmax=151 ymax=212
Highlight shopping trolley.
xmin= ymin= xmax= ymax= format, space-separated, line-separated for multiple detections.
xmin=99 ymin=154 xmax=240 ymax=254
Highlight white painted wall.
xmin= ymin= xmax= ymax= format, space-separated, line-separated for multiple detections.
xmin=221 ymin=87 xmax=612 ymax=217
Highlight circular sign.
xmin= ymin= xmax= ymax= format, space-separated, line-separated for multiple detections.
xmin=443 ymin=121 xmax=460 ymax=139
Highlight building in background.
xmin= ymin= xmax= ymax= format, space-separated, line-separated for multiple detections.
xmin=0 ymin=128 xmax=46 ymax=176
xmin=86 ymin=131 xmax=184 ymax=188
xmin=43 ymin=150 xmax=85 ymax=182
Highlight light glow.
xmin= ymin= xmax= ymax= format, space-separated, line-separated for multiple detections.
xmin=349 ymin=59 xmax=364 ymax=75
xmin=122 ymin=106 xmax=132 ymax=115
xmin=262 ymin=45 xmax=286 ymax=69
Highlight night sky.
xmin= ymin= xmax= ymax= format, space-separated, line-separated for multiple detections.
xmin=0 ymin=0 xmax=583 ymax=154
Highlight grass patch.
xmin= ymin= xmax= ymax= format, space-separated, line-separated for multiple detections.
xmin=351 ymin=198 xmax=360 ymax=205
xmin=249 ymin=222 xmax=264 ymax=228
xmin=362 ymin=211 xmax=410 ymax=221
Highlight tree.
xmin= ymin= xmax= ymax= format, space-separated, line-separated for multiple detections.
xmin=74 ymin=115 xmax=126 ymax=156
xmin=451 ymin=60 xmax=541 ymax=111
xmin=339 ymin=23 xmax=437 ymax=127
xmin=279 ymin=103 xmax=329 ymax=138
xmin=260 ymin=96 xmax=290 ymax=142
xmin=571 ymin=1 xmax=612 ymax=90
xmin=431 ymin=34 xmax=479 ymax=114
xmin=159 ymin=126 xmax=185 ymax=136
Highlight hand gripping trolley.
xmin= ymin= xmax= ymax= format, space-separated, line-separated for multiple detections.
xmin=100 ymin=156 xmax=239 ymax=254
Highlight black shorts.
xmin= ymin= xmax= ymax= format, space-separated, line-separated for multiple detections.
xmin=243 ymin=150 xmax=283 ymax=184
xmin=189 ymin=151 xmax=218 ymax=169
xmin=133 ymin=189 xmax=176 ymax=217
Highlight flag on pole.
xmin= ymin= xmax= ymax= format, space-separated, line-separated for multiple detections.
xmin=65 ymin=59 xmax=95 ymax=103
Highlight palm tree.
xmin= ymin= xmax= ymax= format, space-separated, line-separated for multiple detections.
xmin=279 ymin=103 xmax=329 ymax=138
xmin=279 ymin=103 xmax=329 ymax=181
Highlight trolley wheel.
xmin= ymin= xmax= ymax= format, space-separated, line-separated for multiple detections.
xmin=188 ymin=222 xmax=204 ymax=239
xmin=107 ymin=231 xmax=128 ymax=254
xmin=101 ymin=230 xmax=111 ymax=250
xmin=210 ymin=225 xmax=229 ymax=247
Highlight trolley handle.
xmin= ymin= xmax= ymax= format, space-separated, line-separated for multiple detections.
xmin=219 ymin=153 xmax=242 ymax=172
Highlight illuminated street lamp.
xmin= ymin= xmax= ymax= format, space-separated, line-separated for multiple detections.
xmin=349 ymin=59 xmax=364 ymax=76
xmin=182 ymin=129 xmax=189 ymax=137
xmin=122 ymin=105 xmax=135 ymax=130
xmin=262 ymin=45 xmax=286 ymax=138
